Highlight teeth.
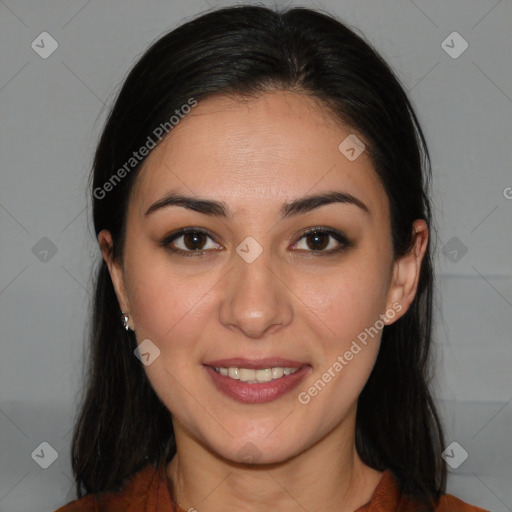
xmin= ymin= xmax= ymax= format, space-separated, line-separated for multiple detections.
xmin=214 ymin=366 xmax=299 ymax=383
xmin=272 ymin=367 xmax=284 ymax=379
xmin=228 ymin=368 xmax=239 ymax=379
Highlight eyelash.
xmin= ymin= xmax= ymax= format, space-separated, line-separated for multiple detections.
xmin=160 ymin=227 xmax=353 ymax=258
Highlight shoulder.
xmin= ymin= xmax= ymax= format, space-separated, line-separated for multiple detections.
xmin=371 ymin=470 xmax=488 ymax=512
xmin=53 ymin=463 xmax=162 ymax=512
xmin=434 ymin=494 xmax=489 ymax=512
xmin=54 ymin=494 xmax=96 ymax=512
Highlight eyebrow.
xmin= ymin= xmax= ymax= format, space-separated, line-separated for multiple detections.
xmin=144 ymin=191 xmax=370 ymax=218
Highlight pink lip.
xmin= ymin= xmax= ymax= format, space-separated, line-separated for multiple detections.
xmin=203 ymin=357 xmax=308 ymax=369
xmin=203 ymin=362 xmax=311 ymax=404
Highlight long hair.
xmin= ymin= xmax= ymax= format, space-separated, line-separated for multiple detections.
xmin=71 ymin=4 xmax=446 ymax=508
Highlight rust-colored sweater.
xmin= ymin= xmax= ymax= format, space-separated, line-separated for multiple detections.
xmin=55 ymin=464 xmax=488 ymax=512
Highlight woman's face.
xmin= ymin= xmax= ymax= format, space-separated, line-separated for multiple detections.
xmin=101 ymin=91 xmax=425 ymax=465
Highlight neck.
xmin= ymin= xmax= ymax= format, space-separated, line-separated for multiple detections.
xmin=167 ymin=412 xmax=383 ymax=512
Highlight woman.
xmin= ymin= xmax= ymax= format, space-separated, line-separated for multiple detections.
xmin=55 ymin=4 xmax=487 ymax=512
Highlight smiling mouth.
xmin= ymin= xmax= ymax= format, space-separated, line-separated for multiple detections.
xmin=203 ymin=360 xmax=311 ymax=403
xmin=210 ymin=366 xmax=300 ymax=383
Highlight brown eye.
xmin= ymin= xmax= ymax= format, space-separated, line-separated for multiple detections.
xmin=305 ymin=232 xmax=330 ymax=251
xmin=292 ymin=228 xmax=352 ymax=255
xmin=182 ymin=231 xmax=208 ymax=250
xmin=161 ymin=228 xmax=222 ymax=257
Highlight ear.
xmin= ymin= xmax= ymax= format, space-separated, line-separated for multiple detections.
xmin=98 ymin=229 xmax=133 ymax=330
xmin=384 ymin=219 xmax=429 ymax=324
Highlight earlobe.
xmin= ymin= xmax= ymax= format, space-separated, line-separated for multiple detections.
xmin=98 ymin=230 xmax=132 ymax=328
xmin=384 ymin=219 xmax=429 ymax=324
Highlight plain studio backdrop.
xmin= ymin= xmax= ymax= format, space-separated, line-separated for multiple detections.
xmin=0 ymin=1 xmax=511 ymax=511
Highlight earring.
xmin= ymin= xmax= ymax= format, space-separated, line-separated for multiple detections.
xmin=121 ymin=311 xmax=131 ymax=331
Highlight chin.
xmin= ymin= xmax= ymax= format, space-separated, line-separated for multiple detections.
xmin=207 ymin=431 xmax=306 ymax=467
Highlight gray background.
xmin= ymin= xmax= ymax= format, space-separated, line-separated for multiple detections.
xmin=0 ymin=0 xmax=511 ymax=511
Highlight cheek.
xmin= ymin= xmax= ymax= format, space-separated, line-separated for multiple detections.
xmin=127 ymin=262 xmax=215 ymax=347
xmin=123 ymin=258 xmax=218 ymax=419
xmin=294 ymin=264 xmax=387 ymax=420
xmin=121 ymin=241 xmax=215 ymax=347
xmin=291 ymin=252 xmax=390 ymax=412
xmin=294 ymin=258 xmax=390 ymax=343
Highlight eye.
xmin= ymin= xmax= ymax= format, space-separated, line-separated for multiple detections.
xmin=161 ymin=228 xmax=222 ymax=257
xmin=161 ymin=226 xmax=352 ymax=258
xmin=291 ymin=228 xmax=352 ymax=255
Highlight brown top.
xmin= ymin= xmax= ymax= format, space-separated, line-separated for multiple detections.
xmin=55 ymin=463 xmax=488 ymax=512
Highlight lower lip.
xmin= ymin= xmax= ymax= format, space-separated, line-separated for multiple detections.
xmin=203 ymin=365 xmax=311 ymax=404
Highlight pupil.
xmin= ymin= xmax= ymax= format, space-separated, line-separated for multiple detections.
xmin=184 ymin=232 xmax=205 ymax=250
xmin=308 ymin=232 xmax=328 ymax=250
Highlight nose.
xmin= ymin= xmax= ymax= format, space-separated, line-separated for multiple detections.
xmin=218 ymin=241 xmax=293 ymax=339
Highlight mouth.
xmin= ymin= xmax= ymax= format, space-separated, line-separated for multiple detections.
xmin=202 ymin=358 xmax=311 ymax=403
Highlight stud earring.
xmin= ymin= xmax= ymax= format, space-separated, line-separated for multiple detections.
xmin=121 ymin=311 xmax=131 ymax=331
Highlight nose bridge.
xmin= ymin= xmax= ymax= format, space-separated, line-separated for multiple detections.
xmin=219 ymin=236 xmax=292 ymax=338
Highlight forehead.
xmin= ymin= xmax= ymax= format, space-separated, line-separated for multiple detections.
xmin=130 ymin=91 xmax=387 ymax=217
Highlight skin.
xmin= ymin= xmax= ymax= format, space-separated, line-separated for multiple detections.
xmin=99 ymin=90 xmax=428 ymax=512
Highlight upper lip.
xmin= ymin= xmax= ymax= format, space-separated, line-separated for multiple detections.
xmin=203 ymin=358 xmax=309 ymax=369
